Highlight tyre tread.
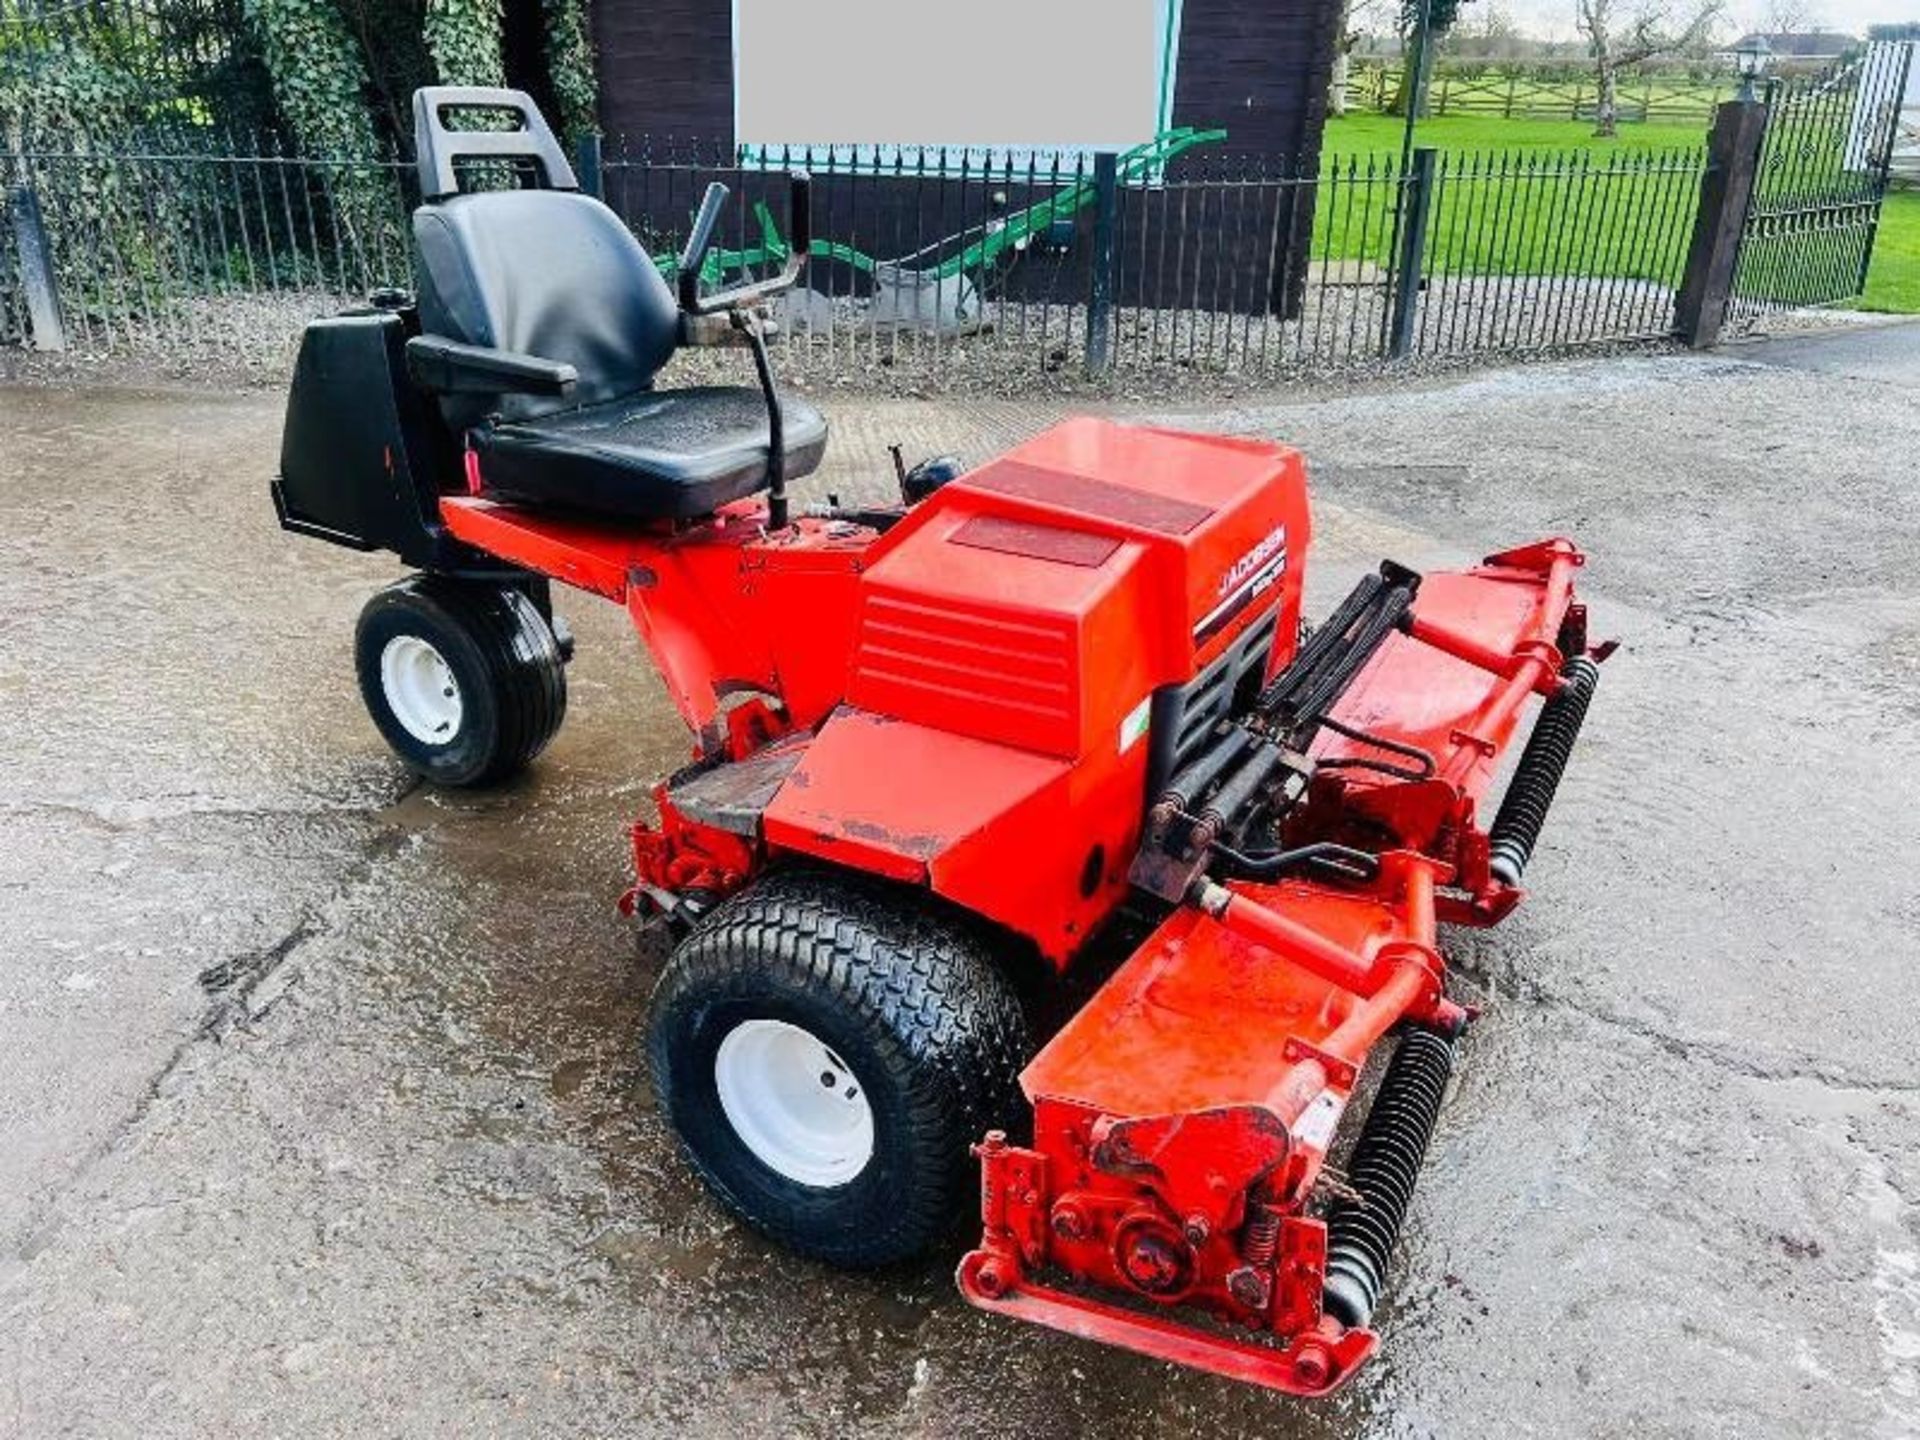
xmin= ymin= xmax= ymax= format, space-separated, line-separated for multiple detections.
xmin=650 ymin=868 xmax=1029 ymax=1267
xmin=356 ymin=575 xmax=566 ymax=785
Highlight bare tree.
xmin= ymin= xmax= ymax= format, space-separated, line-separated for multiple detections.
xmin=1576 ymin=0 xmax=1724 ymax=137
xmin=1329 ymin=0 xmax=1393 ymax=117
xmin=1762 ymin=0 xmax=1822 ymax=36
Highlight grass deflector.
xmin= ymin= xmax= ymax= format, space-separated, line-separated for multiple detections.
xmin=273 ymin=87 xmax=1610 ymax=1397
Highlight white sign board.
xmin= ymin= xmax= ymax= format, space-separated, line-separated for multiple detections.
xmin=733 ymin=0 xmax=1182 ymax=163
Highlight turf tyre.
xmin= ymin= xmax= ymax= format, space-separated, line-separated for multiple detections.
xmin=648 ymin=868 xmax=1030 ymax=1267
xmin=355 ymin=575 xmax=566 ymax=787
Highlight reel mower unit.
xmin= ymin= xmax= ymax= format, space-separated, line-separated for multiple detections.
xmin=272 ymin=87 xmax=1610 ymax=1397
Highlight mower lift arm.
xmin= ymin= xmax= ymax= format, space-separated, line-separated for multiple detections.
xmin=405 ymin=334 xmax=578 ymax=398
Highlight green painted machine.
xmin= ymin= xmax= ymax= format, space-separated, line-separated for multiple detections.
xmin=660 ymin=127 xmax=1227 ymax=335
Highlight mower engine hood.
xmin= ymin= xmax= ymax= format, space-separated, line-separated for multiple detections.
xmin=762 ymin=418 xmax=1311 ymax=960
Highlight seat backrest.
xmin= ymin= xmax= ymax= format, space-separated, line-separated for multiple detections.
xmin=408 ymin=87 xmax=680 ymax=428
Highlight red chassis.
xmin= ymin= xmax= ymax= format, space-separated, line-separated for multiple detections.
xmin=438 ymin=417 xmax=1602 ymax=1396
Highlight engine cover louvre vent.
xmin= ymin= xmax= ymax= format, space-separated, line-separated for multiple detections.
xmin=850 ymin=592 xmax=1080 ymax=753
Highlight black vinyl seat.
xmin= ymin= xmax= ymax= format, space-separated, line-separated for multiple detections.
xmin=473 ymin=386 xmax=827 ymax=521
xmin=406 ymin=88 xmax=825 ymax=523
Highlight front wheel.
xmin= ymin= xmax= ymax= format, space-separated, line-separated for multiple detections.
xmin=355 ymin=575 xmax=567 ymax=787
xmin=647 ymin=868 xmax=1031 ymax=1267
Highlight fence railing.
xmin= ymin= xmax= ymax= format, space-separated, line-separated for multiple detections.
xmin=1398 ymin=146 xmax=1707 ymax=357
xmin=3 ymin=128 xmax=1709 ymax=380
xmin=3 ymin=130 xmax=418 ymax=357
xmin=1345 ymin=64 xmax=1733 ymax=125
xmin=598 ymin=142 xmax=1706 ymax=377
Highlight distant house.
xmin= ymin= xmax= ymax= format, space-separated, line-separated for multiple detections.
xmin=1724 ymin=31 xmax=1862 ymax=66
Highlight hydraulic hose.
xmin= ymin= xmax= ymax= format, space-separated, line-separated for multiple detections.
xmin=1187 ymin=742 xmax=1285 ymax=855
xmin=1149 ymin=727 xmax=1256 ymax=836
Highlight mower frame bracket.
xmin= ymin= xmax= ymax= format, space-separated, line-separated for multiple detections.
xmin=1280 ymin=1038 xmax=1359 ymax=1091
xmin=956 ymin=1250 xmax=1376 ymax=1397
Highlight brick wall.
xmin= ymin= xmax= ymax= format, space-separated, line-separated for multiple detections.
xmin=596 ymin=0 xmax=1338 ymax=155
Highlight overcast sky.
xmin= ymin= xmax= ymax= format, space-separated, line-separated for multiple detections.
xmin=1496 ymin=0 xmax=1914 ymax=41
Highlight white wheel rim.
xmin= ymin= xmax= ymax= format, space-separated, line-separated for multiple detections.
xmin=379 ymin=635 xmax=464 ymax=746
xmin=713 ymin=1019 xmax=875 ymax=1187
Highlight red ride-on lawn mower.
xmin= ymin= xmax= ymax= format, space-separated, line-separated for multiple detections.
xmin=273 ymin=88 xmax=1609 ymax=1396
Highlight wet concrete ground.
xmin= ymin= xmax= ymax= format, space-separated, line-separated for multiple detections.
xmin=1 ymin=326 xmax=1917 ymax=1437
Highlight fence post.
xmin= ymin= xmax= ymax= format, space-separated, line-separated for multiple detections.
xmin=1389 ymin=147 xmax=1436 ymax=360
xmin=8 ymin=182 xmax=64 ymax=353
xmin=1673 ymin=97 xmax=1769 ymax=349
xmin=1084 ymin=150 xmax=1119 ymax=378
xmin=574 ymin=132 xmax=604 ymax=200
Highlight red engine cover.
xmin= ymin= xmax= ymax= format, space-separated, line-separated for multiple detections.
xmin=848 ymin=417 xmax=1308 ymax=758
xmin=763 ymin=418 xmax=1312 ymax=960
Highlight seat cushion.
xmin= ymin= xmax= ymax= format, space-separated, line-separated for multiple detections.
xmin=471 ymin=386 xmax=829 ymax=521
xmin=413 ymin=191 xmax=681 ymax=431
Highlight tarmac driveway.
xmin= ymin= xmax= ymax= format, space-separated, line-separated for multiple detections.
xmin=2 ymin=323 xmax=1917 ymax=1437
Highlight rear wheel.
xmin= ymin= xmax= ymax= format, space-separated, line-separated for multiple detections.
xmin=355 ymin=575 xmax=567 ymax=787
xmin=648 ymin=868 xmax=1030 ymax=1267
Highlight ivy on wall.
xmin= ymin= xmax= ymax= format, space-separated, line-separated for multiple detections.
xmin=243 ymin=0 xmax=382 ymax=156
xmin=423 ymin=0 xmax=505 ymax=87
xmin=6 ymin=0 xmax=596 ymax=151
xmin=542 ymin=0 xmax=597 ymax=141
xmin=0 ymin=39 xmax=151 ymax=145
xmin=5 ymin=0 xmax=598 ymax=306
xmin=243 ymin=0 xmax=399 ymax=253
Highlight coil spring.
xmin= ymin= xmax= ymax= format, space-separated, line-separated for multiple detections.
xmin=1323 ymin=1028 xmax=1456 ymax=1329
xmin=1488 ymin=655 xmax=1600 ymax=887
xmin=1241 ymin=1207 xmax=1280 ymax=1267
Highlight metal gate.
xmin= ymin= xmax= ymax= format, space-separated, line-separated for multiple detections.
xmin=1729 ymin=41 xmax=1915 ymax=325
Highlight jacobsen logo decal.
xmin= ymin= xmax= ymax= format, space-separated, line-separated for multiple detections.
xmin=1194 ymin=524 xmax=1287 ymax=645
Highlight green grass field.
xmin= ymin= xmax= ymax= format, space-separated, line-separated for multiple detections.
xmin=1316 ymin=113 xmax=1920 ymax=314
xmin=1309 ymin=113 xmax=1706 ymax=285
xmin=1861 ymin=189 xmax=1920 ymax=312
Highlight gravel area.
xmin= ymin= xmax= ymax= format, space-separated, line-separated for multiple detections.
xmin=0 ymin=272 xmax=1887 ymax=400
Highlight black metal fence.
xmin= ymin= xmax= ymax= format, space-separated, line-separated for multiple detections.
xmin=594 ymin=139 xmax=1706 ymax=378
xmin=1730 ymin=44 xmax=1917 ymax=326
xmin=0 ymin=127 xmax=1713 ymax=381
xmin=2 ymin=131 xmax=416 ymax=356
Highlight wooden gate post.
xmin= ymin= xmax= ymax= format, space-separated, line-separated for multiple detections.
xmin=1673 ymin=98 xmax=1769 ymax=349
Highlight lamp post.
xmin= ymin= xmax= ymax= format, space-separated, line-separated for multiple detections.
xmin=1734 ymin=35 xmax=1773 ymax=103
